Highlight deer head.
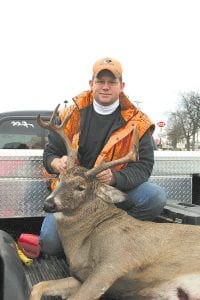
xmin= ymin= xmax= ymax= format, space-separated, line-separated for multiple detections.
xmin=37 ymin=104 xmax=139 ymax=215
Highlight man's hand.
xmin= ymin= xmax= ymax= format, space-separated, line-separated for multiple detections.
xmin=96 ymin=168 xmax=116 ymax=186
xmin=51 ymin=156 xmax=68 ymax=174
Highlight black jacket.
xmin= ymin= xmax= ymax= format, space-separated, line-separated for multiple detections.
xmin=43 ymin=106 xmax=154 ymax=192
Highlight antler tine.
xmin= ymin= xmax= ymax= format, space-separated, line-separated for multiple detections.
xmin=37 ymin=104 xmax=60 ymax=130
xmin=37 ymin=104 xmax=77 ymax=167
xmin=85 ymin=126 xmax=139 ymax=179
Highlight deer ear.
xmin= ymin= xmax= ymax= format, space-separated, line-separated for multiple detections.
xmin=98 ymin=185 xmax=127 ymax=204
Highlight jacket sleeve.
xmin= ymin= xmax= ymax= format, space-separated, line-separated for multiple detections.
xmin=43 ymin=128 xmax=67 ymax=174
xmin=113 ymin=129 xmax=154 ymax=191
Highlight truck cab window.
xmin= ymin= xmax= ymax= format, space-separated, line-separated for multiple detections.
xmin=0 ymin=118 xmax=48 ymax=149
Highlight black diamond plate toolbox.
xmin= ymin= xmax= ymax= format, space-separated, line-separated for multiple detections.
xmin=162 ymin=201 xmax=200 ymax=225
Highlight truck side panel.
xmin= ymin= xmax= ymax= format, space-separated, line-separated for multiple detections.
xmin=0 ymin=150 xmax=53 ymax=218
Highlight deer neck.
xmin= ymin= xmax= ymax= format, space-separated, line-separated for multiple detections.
xmin=55 ymin=199 xmax=125 ymax=244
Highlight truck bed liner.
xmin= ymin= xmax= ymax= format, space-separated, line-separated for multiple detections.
xmin=23 ymin=255 xmax=112 ymax=300
xmin=23 ymin=255 xmax=69 ymax=300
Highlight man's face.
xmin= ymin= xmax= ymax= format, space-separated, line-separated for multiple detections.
xmin=89 ymin=70 xmax=125 ymax=106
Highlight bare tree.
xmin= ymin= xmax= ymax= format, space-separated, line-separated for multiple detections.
xmin=181 ymin=92 xmax=200 ymax=150
xmin=167 ymin=91 xmax=200 ymax=150
xmin=166 ymin=113 xmax=184 ymax=149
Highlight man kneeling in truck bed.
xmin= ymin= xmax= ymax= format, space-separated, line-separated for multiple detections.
xmin=39 ymin=57 xmax=166 ymax=255
xmin=30 ymin=76 xmax=200 ymax=299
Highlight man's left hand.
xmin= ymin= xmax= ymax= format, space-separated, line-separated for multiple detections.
xmin=96 ymin=168 xmax=116 ymax=186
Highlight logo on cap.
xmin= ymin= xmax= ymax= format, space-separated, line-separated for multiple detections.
xmin=104 ymin=59 xmax=112 ymax=64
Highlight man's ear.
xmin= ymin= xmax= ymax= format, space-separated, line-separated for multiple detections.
xmin=98 ymin=184 xmax=127 ymax=204
xmin=120 ymin=81 xmax=125 ymax=91
xmin=89 ymin=80 xmax=93 ymax=89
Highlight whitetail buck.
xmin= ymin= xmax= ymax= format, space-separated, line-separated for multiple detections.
xmin=30 ymin=104 xmax=200 ymax=300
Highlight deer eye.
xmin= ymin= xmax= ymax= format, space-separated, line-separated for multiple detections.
xmin=76 ymin=185 xmax=85 ymax=192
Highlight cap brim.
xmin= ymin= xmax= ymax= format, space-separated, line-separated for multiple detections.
xmin=94 ymin=67 xmax=120 ymax=78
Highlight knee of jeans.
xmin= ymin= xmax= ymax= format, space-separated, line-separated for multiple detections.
xmin=39 ymin=234 xmax=63 ymax=255
xmin=39 ymin=214 xmax=63 ymax=255
xmin=150 ymin=186 xmax=167 ymax=214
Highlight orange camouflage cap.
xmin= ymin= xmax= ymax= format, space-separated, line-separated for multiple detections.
xmin=92 ymin=57 xmax=123 ymax=78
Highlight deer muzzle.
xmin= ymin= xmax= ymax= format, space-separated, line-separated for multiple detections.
xmin=43 ymin=195 xmax=57 ymax=213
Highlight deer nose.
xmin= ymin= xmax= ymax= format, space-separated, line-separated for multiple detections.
xmin=43 ymin=195 xmax=57 ymax=213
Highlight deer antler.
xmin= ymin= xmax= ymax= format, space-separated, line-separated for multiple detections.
xmin=37 ymin=104 xmax=77 ymax=169
xmin=85 ymin=126 xmax=139 ymax=178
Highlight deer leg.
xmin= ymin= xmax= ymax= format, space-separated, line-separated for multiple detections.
xmin=67 ymin=264 xmax=128 ymax=300
xmin=29 ymin=276 xmax=81 ymax=300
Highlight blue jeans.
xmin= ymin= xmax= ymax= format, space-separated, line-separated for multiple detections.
xmin=39 ymin=182 xmax=167 ymax=255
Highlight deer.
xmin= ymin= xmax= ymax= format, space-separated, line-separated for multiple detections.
xmin=29 ymin=104 xmax=200 ymax=300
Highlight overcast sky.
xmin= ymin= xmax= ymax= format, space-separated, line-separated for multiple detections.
xmin=0 ymin=0 xmax=200 ymax=132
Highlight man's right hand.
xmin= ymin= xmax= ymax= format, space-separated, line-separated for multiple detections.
xmin=51 ymin=156 xmax=68 ymax=174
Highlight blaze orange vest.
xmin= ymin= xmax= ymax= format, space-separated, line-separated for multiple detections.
xmin=59 ymin=90 xmax=154 ymax=171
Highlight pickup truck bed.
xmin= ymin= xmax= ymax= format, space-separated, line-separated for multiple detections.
xmin=0 ymin=226 xmax=68 ymax=300
xmin=1 ymin=219 xmax=115 ymax=300
xmin=0 ymin=144 xmax=200 ymax=299
xmin=24 ymin=255 xmax=69 ymax=300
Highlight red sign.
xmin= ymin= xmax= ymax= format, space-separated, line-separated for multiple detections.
xmin=157 ymin=121 xmax=166 ymax=128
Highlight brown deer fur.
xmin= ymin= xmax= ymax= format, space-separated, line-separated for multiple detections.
xmin=29 ymin=106 xmax=200 ymax=300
